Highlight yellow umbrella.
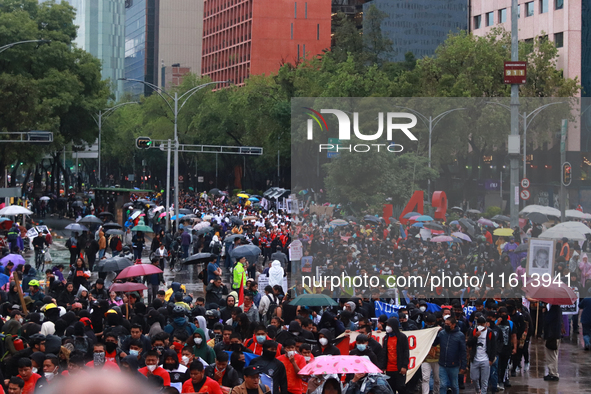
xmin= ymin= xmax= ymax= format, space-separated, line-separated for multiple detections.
xmin=493 ymin=228 xmax=514 ymax=237
xmin=237 ymin=193 xmax=249 ymax=198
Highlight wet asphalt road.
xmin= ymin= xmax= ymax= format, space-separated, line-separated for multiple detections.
xmin=33 ymin=216 xmax=591 ymax=392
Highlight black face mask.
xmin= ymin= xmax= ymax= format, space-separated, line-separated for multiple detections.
xmin=488 ymin=320 xmax=495 ymax=326
xmin=105 ymin=342 xmax=117 ymax=353
xmin=164 ymin=363 xmax=176 ymax=371
xmin=444 ymin=326 xmax=452 ymax=332
xmin=501 ymin=315 xmax=508 ymax=321
xmin=230 ymin=343 xmax=242 ymax=352
xmin=233 ymin=360 xmax=245 ymax=371
xmin=262 ymin=349 xmax=276 ymax=359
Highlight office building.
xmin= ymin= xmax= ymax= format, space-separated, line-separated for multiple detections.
xmin=201 ymin=0 xmax=332 ymax=85
xmin=363 ymin=0 xmax=468 ymax=62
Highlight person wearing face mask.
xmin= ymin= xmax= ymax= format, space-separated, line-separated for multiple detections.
xmin=466 ymin=316 xmax=496 ymax=394
xmin=205 ymin=351 xmax=242 ymax=387
xmin=312 ymin=329 xmax=341 ymax=357
xmin=348 ymin=334 xmax=378 ymax=365
xmin=120 ymin=354 xmax=143 ymax=378
xmin=192 ymin=328 xmax=216 ymax=364
xmin=249 ymin=340 xmax=288 ymax=394
xmin=126 ymin=339 xmax=146 ymax=368
xmin=85 ymin=342 xmax=121 ymax=371
xmin=140 ymin=350 xmax=171 ymax=386
xmin=230 ymin=351 xmax=247 ymax=376
xmin=103 ymin=333 xmax=124 ymax=364
xmin=378 ymin=317 xmax=409 ymax=394
xmin=180 ymin=347 xmax=195 ymax=367
xmin=34 ymin=355 xmax=60 ymax=391
xmin=277 ymin=339 xmax=306 ymax=394
xmin=433 ymin=317 xmax=466 ymax=394
xmin=161 ymin=349 xmax=190 ymax=393
xmin=246 ymin=325 xmax=283 ymax=356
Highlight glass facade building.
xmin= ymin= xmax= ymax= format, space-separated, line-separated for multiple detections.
xmin=363 ymin=0 xmax=468 ymax=62
xmin=124 ymin=0 xmax=159 ymax=98
xmin=41 ymin=0 xmax=126 ymax=100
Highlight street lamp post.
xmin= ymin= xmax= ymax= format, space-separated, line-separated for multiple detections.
xmin=119 ymin=78 xmax=229 ymax=230
xmin=388 ymin=106 xmax=465 ymax=202
xmin=92 ymin=102 xmax=139 ymax=187
xmin=0 ymin=39 xmax=51 ymax=54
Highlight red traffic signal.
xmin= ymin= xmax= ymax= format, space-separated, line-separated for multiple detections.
xmin=562 ymin=162 xmax=572 ymax=186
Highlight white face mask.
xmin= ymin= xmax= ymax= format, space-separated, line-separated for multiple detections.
xmin=385 ymin=326 xmax=393 ymax=334
xmin=147 ymin=365 xmax=157 ymax=372
xmin=443 ymin=315 xmax=451 ymax=320
xmin=181 ymin=356 xmax=191 ymax=365
xmin=32 ymin=368 xmax=38 ymax=374
xmin=319 ymin=338 xmax=328 ymax=346
xmin=45 ymin=368 xmax=57 ymax=381
xmin=477 ymin=326 xmax=486 ymax=332
xmin=287 ymin=351 xmax=296 ymax=358
xmin=419 ymin=306 xmax=427 ymax=312
xmin=195 ymin=338 xmax=203 ymax=345
xmin=304 ymin=356 xmax=311 ymax=362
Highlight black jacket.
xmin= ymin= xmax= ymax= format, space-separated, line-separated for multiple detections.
xmin=467 ymin=327 xmax=496 ymax=362
xmin=250 ymin=355 xmax=288 ymax=394
xmin=205 ymin=364 xmax=242 ymax=387
xmin=378 ymin=332 xmax=410 ymax=371
xmin=312 ymin=328 xmax=342 ymax=357
xmin=349 ymin=347 xmax=378 ymax=366
xmin=543 ymin=305 xmax=563 ymax=340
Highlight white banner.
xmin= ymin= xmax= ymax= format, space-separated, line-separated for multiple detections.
xmin=337 ymin=327 xmax=440 ymax=383
xmin=289 ymin=239 xmax=303 ymax=260
xmin=258 ymin=274 xmax=288 ymax=294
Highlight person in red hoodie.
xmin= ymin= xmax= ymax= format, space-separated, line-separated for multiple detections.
xmin=139 ymin=350 xmax=171 ymax=387
xmin=244 ymin=325 xmax=283 ymax=356
xmin=277 ymin=339 xmax=307 ymax=394
xmin=9 ymin=359 xmax=40 ymax=394
xmin=181 ymin=360 xmax=223 ymax=394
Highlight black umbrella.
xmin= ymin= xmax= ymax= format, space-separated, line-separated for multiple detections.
xmin=106 ymin=229 xmax=125 ymax=236
xmin=515 ymin=243 xmax=529 ymax=253
xmin=459 ymin=218 xmax=475 ymax=237
xmin=345 ymin=216 xmax=358 ymax=223
xmin=72 ymin=201 xmax=84 ymax=207
xmin=95 ymin=257 xmax=133 ymax=272
xmin=450 ymin=206 xmax=464 ymax=213
xmin=403 ymin=212 xmax=421 ymax=219
xmin=123 ymin=202 xmax=134 ymax=209
xmin=364 ymin=215 xmax=380 ymax=224
xmin=184 ymin=253 xmax=214 ymax=265
xmin=466 ymin=209 xmax=481 ymax=215
xmin=97 ymin=212 xmax=114 ymax=219
xmin=492 ymin=215 xmax=511 ymax=223
xmin=197 ymin=226 xmax=214 ymax=235
xmin=102 ymin=222 xmax=122 ymax=230
xmin=527 ymin=212 xmax=549 ymax=224
xmin=209 ymin=188 xmax=222 ymax=196
xmin=230 ymin=216 xmax=243 ymax=226
xmin=224 ymin=234 xmax=245 ymax=243
xmin=231 ymin=244 xmax=261 ymax=260
xmin=424 ymin=222 xmax=444 ymax=231
xmin=179 ymin=208 xmax=192 ymax=215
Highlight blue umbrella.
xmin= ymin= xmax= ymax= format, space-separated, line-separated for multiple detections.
xmin=411 ymin=222 xmax=424 ymax=228
xmin=171 ymin=214 xmax=185 ymax=221
xmin=0 ymin=273 xmax=10 ymax=288
xmin=416 ymin=215 xmax=434 ymax=222
xmin=450 ymin=220 xmax=459 ymax=226
xmin=248 ymin=197 xmax=260 ymax=202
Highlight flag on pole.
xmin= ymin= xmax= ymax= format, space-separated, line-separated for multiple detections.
xmin=238 ymin=273 xmax=245 ymax=306
xmin=399 ymin=224 xmax=407 ymax=239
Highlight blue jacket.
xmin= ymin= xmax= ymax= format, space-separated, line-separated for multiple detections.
xmin=435 ymin=326 xmax=467 ymax=369
xmin=579 ymin=298 xmax=591 ymax=325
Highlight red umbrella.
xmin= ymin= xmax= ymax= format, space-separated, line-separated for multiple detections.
xmin=522 ymin=281 xmax=577 ymax=305
xmin=116 ymin=264 xmax=163 ymax=280
xmin=109 ymin=282 xmax=147 ymax=293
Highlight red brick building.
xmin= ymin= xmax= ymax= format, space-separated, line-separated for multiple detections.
xmin=202 ymin=0 xmax=331 ymax=85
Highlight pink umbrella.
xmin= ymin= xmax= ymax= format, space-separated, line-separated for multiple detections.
xmin=478 ymin=218 xmax=495 ymax=227
xmin=159 ymin=212 xmax=167 ymax=218
xmin=430 ymin=235 xmax=454 ymax=243
xmin=116 ymin=264 xmax=163 ymax=280
xmin=110 ymin=282 xmax=148 ymax=293
xmin=298 ymin=356 xmax=381 ymax=376
xmin=522 ymin=281 xmax=577 ymax=305
xmin=452 ymin=232 xmax=472 ymax=242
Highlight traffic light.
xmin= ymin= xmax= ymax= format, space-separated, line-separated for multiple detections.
xmin=136 ymin=137 xmax=152 ymax=149
xmin=562 ymin=162 xmax=572 ymax=186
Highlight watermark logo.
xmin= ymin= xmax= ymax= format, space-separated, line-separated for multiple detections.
xmin=305 ymin=109 xmax=418 ymax=153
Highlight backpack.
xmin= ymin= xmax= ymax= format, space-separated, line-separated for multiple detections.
xmin=212 ymin=242 xmax=222 ymax=255
xmin=115 ymin=238 xmax=123 ymax=252
xmin=265 ymin=294 xmax=278 ymax=321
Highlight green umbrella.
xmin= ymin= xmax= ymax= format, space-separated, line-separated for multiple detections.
xmin=131 ymin=219 xmax=154 ymax=233
xmin=289 ymin=294 xmax=338 ymax=307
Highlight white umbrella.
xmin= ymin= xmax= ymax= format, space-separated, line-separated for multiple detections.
xmin=520 ymin=205 xmax=561 ymax=218
xmin=565 ymin=209 xmax=586 ymax=219
xmin=539 ymin=222 xmax=589 ymax=241
xmin=40 ymin=196 xmax=50 ymax=201
xmin=0 ymin=205 xmax=33 ymax=216
xmin=559 ymin=221 xmax=591 ymax=235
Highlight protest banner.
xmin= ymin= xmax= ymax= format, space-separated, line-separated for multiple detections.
xmin=258 ymin=274 xmax=288 ymax=294
xmin=337 ymin=327 xmax=439 ymax=383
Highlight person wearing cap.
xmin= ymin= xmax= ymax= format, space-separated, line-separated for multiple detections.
xmin=249 ymin=340 xmax=288 ymax=394
xmin=230 ymin=365 xmax=271 ymax=394
xmin=206 ymin=276 xmax=228 ymax=308
xmin=28 ymin=280 xmax=44 ymax=303
xmin=378 ymin=317 xmax=409 ymax=394
xmin=181 ymin=360 xmax=222 ymax=394
xmin=467 ymin=316 xmax=496 ymax=394
xmin=90 ymin=278 xmax=108 ymax=300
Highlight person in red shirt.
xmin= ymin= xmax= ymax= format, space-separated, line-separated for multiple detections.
xmin=181 ymin=361 xmax=223 ymax=394
xmin=245 ymin=325 xmax=283 ymax=356
xmin=277 ymin=339 xmax=307 ymax=394
xmin=378 ymin=318 xmax=409 ymax=394
xmin=85 ymin=342 xmax=121 ymax=371
xmin=139 ymin=350 xmax=171 ymax=387
xmin=9 ymin=358 xmax=40 ymax=394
